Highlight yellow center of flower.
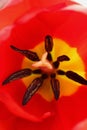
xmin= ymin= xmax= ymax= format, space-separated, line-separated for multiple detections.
xmin=22 ymin=38 xmax=85 ymax=101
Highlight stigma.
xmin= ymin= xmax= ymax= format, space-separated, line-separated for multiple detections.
xmin=32 ymin=52 xmax=53 ymax=73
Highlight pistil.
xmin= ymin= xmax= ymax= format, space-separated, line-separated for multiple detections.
xmin=32 ymin=52 xmax=53 ymax=73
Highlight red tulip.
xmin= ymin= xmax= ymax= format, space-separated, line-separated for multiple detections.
xmin=0 ymin=2 xmax=87 ymax=130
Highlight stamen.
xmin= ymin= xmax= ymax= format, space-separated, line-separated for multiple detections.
xmin=53 ymin=55 xmax=70 ymax=69
xmin=53 ymin=61 xmax=59 ymax=69
xmin=50 ymin=73 xmax=56 ymax=78
xmin=57 ymin=70 xmax=65 ymax=75
xmin=41 ymin=74 xmax=48 ymax=79
xmin=45 ymin=35 xmax=53 ymax=52
xmin=10 ymin=45 xmax=40 ymax=61
xmin=47 ymin=53 xmax=52 ymax=61
xmin=33 ymin=69 xmax=42 ymax=74
xmin=2 ymin=69 xmax=32 ymax=85
xmin=57 ymin=55 xmax=70 ymax=62
xmin=50 ymin=78 xmax=60 ymax=100
xmin=66 ymin=71 xmax=87 ymax=85
xmin=22 ymin=77 xmax=43 ymax=105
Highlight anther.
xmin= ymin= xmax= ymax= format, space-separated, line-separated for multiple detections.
xmin=50 ymin=78 xmax=60 ymax=100
xmin=2 ymin=68 xmax=32 ymax=85
xmin=22 ymin=77 xmax=43 ymax=105
xmin=66 ymin=71 xmax=87 ymax=85
xmin=10 ymin=45 xmax=40 ymax=61
xmin=45 ymin=35 xmax=53 ymax=52
xmin=57 ymin=55 xmax=70 ymax=62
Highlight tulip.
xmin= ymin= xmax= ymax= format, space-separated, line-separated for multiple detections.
xmin=0 ymin=1 xmax=87 ymax=130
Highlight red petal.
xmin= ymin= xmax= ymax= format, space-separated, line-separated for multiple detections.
xmin=54 ymin=86 xmax=87 ymax=130
xmin=1 ymin=87 xmax=87 ymax=130
xmin=0 ymin=102 xmax=12 ymax=120
xmin=0 ymin=81 xmax=55 ymax=122
xmin=0 ymin=116 xmax=16 ymax=130
xmin=27 ymin=0 xmax=66 ymax=8
xmin=0 ymin=0 xmax=29 ymax=29
xmin=26 ymin=0 xmax=76 ymax=9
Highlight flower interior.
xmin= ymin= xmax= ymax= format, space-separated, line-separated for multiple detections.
xmin=2 ymin=35 xmax=87 ymax=105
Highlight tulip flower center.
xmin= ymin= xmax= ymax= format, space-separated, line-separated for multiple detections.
xmin=21 ymin=35 xmax=86 ymax=103
xmin=2 ymin=35 xmax=87 ymax=105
